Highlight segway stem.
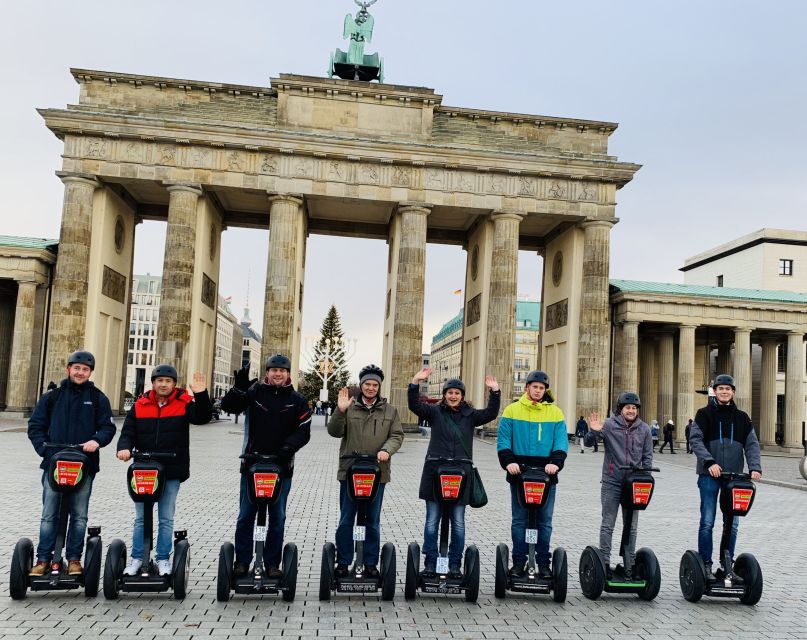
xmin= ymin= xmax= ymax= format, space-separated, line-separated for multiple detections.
xmin=142 ymin=496 xmax=154 ymax=576
xmin=50 ymin=496 xmax=71 ymax=586
xmin=355 ymin=501 xmax=367 ymax=574
xmin=526 ymin=508 xmax=537 ymax=573
xmin=254 ymin=504 xmax=267 ymax=578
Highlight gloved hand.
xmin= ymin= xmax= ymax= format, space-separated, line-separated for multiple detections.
xmin=233 ymin=366 xmax=253 ymax=391
xmin=276 ymin=447 xmax=294 ymax=465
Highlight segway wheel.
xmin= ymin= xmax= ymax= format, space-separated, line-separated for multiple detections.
xmin=319 ymin=542 xmax=335 ymax=601
xmin=172 ymin=539 xmax=190 ymax=600
xmin=10 ymin=537 xmax=33 ymax=600
xmin=679 ymin=550 xmax=705 ymax=603
xmin=463 ymin=545 xmax=480 ymax=603
xmin=281 ymin=542 xmax=298 ymax=602
xmin=735 ymin=553 xmax=763 ymax=606
xmin=103 ymin=539 xmax=126 ymax=600
xmin=83 ymin=535 xmax=102 ymax=597
xmin=404 ymin=542 xmax=420 ymax=600
xmin=380 ymin=542 xmax=396 ymax=601
xmin=552 ymin=547 xmax=568 ymax=603
xmin=635 ymin=547 xmax=661 ymax=601
xmin=216 ymin=542 xmax=234 ymax=602
xmin=494 ymin=543 xmax=508 ymax=598
xmin=578 ymin=546 xmax=605 ymax=600
xmin=799 ymin=455 xmax=807 ymax=481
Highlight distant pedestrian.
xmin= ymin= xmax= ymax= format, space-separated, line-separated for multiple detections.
xmin=650 ymin=420 xmax=659 ymax=451
xmin=659 ymin=420 xmax=676 ymax=453
xmin=575 ymin=416 xmax=588 ymax=453
xmin=685 ymin=418 xmax=693 ymax=453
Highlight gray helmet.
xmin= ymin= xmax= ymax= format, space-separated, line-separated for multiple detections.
xmin=525 ymin=370 xmax=550 ymax=388
xmin=617 ymin=391 xmax=641 ymax=412
xmin=442 ymin=378 xmax=465 ymax=395
xmin=359 ymin=364 xmax=384 ymax=384
xmin=67 ymin=350 xmax=95 ymax=370
xmin=713 ymin=374 xmax=735 ymax=390
xmin=151 ymin=364 xmax=178 ymax=382
xmin=265 ymin=354 xmax=291 ymax=371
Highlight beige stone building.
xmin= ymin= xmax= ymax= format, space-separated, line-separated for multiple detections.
xmin=124 ymin=274 xmax=161 ymax=398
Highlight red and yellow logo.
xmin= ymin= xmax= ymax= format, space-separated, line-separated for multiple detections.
xmin=54 ymin=461 xmax=83 ymax=486
xmin=352 ymin=473 xmax=376 ymax=497
xmin=632 ymin=482 xmax=653 ymax=505
xmin=254 ymin=472 xmax=279 ymax=498
xmin=732 ymin=488 xmax=754 ymax=512
xmin=440 ymin=474 xmax=463 ymax=500
xmin=523 ymin=481 xmax=546 ymax=505
xmin=131 ymin=470 xmax=159 ymax=495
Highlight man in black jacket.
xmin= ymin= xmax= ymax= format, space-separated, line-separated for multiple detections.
xmin=221 ymin=354 xmax=312 ymax=578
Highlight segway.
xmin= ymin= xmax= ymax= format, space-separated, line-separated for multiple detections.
xmin=10 ymin=443 xmax=102 ymax=599
xmin=679 ymin=471 xmax=762 ymax=605
xmin=494 ymin=466 xmax=567 ymax=602
xmin=216 ymin=453 xmax=298 ymax=601
xmin=579 ymin=465 xmax=661 ymax=601
xmin=404 ymin=457 xmax=480 ymax=602
xmin=319 ymin=454 xmax=396 ymax=600
xmin=103 ymin=451 xmax=190 ymax=600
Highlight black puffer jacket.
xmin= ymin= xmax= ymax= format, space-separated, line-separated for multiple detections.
xmin=690 ymin=398 xmax=762 ymax=475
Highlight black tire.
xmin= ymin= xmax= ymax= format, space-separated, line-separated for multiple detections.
xmin=172 ymin=539 xmax=190 ymax=600
xmin=319 ymin=542 xmax=335 ymax=601
xmin=83 ymin=536 xmax=102 ymax=598
xmin=380 ymin=542 xmax=396 ymax=601
xmin=10 ymin=537 xmax=33 ymax=600
xmin=464 ymin=545 xmax=480 ymax=603
xmin=281 ymin=543 xmax=298 ymax=602
xmin=578 ymin=546 xmax=605 ymax=600
xmin=735 ymin=553 xmax=763 ymax=606
xmin=799 ymin=455 xmax=807 ymax=481
xmin=679 ymin=550 xmax=705 ymax=603
xmin=552 ymin=547 xmax=568 ymax=603
xmin=494 ymin=543 xmax=508 ymax=598
xmin=217 ymin=542 xmax=234 ymax=602
xmin=635 ymin=547 xmax=661 ymax=601
xmin=103 ymin=539 xmax=126 ymax=600
xmin=404 ymin=542 xmax=419 ymax=600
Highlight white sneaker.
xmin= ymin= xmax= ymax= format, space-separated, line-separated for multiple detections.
xmin=123 ymin=559 xmax=143 ymax=576
xmin=157 ymin=559 xmax=172 ymax=576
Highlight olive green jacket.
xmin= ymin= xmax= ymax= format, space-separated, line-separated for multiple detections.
xmin=327 ymin=396 xmax=404 ymax=483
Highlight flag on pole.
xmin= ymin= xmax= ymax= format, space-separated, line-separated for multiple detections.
xmin=453 ymin=289 xmax=462 ymax=295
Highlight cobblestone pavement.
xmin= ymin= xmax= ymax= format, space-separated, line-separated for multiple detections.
xmin=2 ymin=415 xmax=806 ymax=639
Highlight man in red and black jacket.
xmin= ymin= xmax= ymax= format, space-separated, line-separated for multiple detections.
xmin=116 ymin=365 xmax=211 ymax=576
xmin=221 ymin=353 xmax=312 ymax=578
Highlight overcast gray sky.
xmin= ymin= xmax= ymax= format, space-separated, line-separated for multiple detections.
xmin=2 ymin=1 xmax=806 ymax=379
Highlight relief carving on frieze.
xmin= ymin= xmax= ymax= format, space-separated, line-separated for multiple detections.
xmin=259 ymin=154 xmax=278 ymax=174
xmin=86 ymin=139 xmax=108 ymax=159
xmin=548 ymin=181 xmax=567 ymax=199
xmin=392 ymin=166 xmax=411 ymax=186
xmin=101 ymin=265 xmax=127 ymax=304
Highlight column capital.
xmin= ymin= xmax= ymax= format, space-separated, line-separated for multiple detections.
xmin=734 ymin=326 xmax=753 ymax=335
xmin=786 ymin=330 xmax=805 ymax=338
xmin=580 ymin=219 xmax=615 ymax=231
xmin=14 ymin=278 xmax=39 ymax=288
xmin=164 ymin=181 xmax=203 ymax=196
xmin=679 ymin=323 xmax=698 ymax=330
xmin=56 ymin=171 xmax=100 ymax=189
xmin=760 ymin=335 xmax=781 ymax=345
xmin=397 ymin=202 xmax=432 ymax=216
xmin=490 ymin=209 xmax=524 ymax=223
xmin=267 ymin=192 xmax=303 ymax=207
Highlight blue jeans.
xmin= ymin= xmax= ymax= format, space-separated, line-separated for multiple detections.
xmin=335 ymin=481 xmax=385 ymax=566
xmin=510 ymin=481 xmax=556 ymax=567
xmin=130 ymin=479 xmax=181 ymax=561
xmin=37 ymin=471 xmax=94 ymax=562
xmin=235 ymin=473 xmax=292 ymax=568
xmin=423 ymin=500 xmax=466 ymax=569
xmin=697 ymin=474 xmax=739 ymax=564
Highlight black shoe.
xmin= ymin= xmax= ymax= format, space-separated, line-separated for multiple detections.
xmin=671 ymin=451 xmax=677 ymax=454
xmin=233 ymin=562 xmax=248 ymax=578
xmin=420 ymin=565 xmax=436 ymax=579
xmin=509 ymin=564 xmax=525 ymax=578
xmin=267 ymin=565 xmax=282 ymax=579
xmin=704 ymin=562 xmax=717 ymax=583
xmin=613 ymin=564 xmax=626 ymax=580
xmin=447 ymin=567 xmax=463 ymax=580
xmin=364 ymin=565 xmax=380 ymax=580
xmin=334 ymin=563 xmax=349 ymax=579
xmin=605 ymin=565 xmax=614 ymax=581
xmin=538 ymin=564 xmax=552 ymax=579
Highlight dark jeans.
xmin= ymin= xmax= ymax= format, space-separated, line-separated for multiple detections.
xmin=510 ymin=481 xmax=556 ymax=567
xmin=234 ymin=473 xmax=292 ymax=568
xmin=335 ymin=481 xmax=386 ymax=566
xmin=37 ymin=471 xmax=94 ymax=562
xmin=659 ymin=437 xmax=675 ymax=453
xmin=697 ymin=474 xmax=739 ymax=565
xmin=423 ymin=500 xmax=466 ymax=569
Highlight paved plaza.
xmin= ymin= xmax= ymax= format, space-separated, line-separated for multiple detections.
xmin=1 ymin=415 xmax=806 ymax=639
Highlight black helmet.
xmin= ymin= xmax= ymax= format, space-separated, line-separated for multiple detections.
xmin=443 ymin=378 xmax=465 ymax=395
xmin=265 ymin=354 xmax=291 ymax=371
xmin=67 ymin=350 xmax=95 ymax=370
xmin=525 ymin=370 xmax=550 ymax=388
xmin=151 ymin=364 xmax=178 ymax=382
xmin=617 ymin=391 xmax=641 ymax=411
xmin=713 ymin=374 xmax=735 ymax=390
xmin=359 ymin=364 xmax=384 ymax=384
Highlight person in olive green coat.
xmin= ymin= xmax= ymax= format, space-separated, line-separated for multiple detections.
xmin=326 ymin=364 xmax=404 ymax=578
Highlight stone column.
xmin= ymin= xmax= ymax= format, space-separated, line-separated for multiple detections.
xmin=676 ymin=324 xmax=697 ymax=443
xmin=0 ymin=296 xmax=15 ymax=408
xmin=576 ymin=220 xmax=613 ymax=418
xmin=486 ymin=211 xmax=523 ymax=408
xmin=716 ymin=342 xmax=732 ymax=377
xmin=639 ymin=337 xmax=658 ymax=422
xmin=657 ymin=331 xmax=675 ymax=424
xmin=5 ymin=281 xmax=38 ymax=410
xmin=622 ymin=321 xmax=640 ymax=393
xmin=44 ymin=172 xmax=100 ymax=385
xmin=261 ymin=194 xmax=306 ymax=367
xmin=758 ymin=337 xmax=778 ymax=447
xmin=155 ymin=183 xmax=203 ymax=383
xmin=387 ymin=204 xmax=430 ymax=423
xmin=784 ymin=331 xmax=805 ymax=449
xmin=733 ymin=327 xmax=752 ymax=411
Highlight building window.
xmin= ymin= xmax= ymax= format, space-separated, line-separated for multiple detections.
xmin=779 ymin=259 xmax=793 ymax=276
xmin=777 ymin=344 xmax=786 ymax=373
xmin=716 ymin=275 xmax=723 ymax=287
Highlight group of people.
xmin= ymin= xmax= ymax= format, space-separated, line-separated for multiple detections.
xmin=25 ymin=350 xmax=762 ymax=588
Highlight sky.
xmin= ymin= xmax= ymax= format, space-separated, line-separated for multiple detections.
xmin=2 ymin=1 xmax=806 ymax=379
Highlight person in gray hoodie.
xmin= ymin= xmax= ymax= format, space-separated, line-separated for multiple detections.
xmin=585 ymin=392 xmax=653 ymax=578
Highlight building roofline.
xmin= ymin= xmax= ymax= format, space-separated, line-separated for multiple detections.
xmin=680 ymin=228 xmax=807 ymax=272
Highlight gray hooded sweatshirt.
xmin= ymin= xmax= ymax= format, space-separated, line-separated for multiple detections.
xmin=584 ymin=413 xmax=653 ymax=486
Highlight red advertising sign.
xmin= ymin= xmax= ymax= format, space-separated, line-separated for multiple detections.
xmin=732 ymin=488 xmax=754 ymax=512
xmin=632 ymin=482 xmax=653 ymax=506
xmin=55 ymin=460 xmax=83 ymax=486
xmin=523 ymin=481 xmax=546 ymax=505
xmin=254 ymin=472 xmax=279 ymax=499
xmin=352 ymin=473 xmax=376 ymax=498
xmin=132 ymin=469 xmax=159 ymax=495
xmin=440 ymin=474 xmax=463 ymax=500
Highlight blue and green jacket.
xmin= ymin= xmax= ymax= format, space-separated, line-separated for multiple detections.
xmin=497 ymin=390 xmax=568 ymax=483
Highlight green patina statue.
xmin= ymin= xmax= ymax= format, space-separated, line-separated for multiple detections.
xmin=329 ymin=0 xmax=385 ymax=82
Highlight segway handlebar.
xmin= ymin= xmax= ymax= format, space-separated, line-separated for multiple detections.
xmin=340 ymin=452 xmax=379 ymax=461
xmin=131 ymin=450 xmax=177 ymax=461
xmin=42 ymin=442 xmax=84 ymax=451
xmin=719 ymin=471 xmax=753 ymax=481
xmin=426 ymin=456 xmax=473 ymax=464
xmin=239 ymin=452 xmax=281 ymax=463
xmin=618 ymin=465 xmax=660 ymax=472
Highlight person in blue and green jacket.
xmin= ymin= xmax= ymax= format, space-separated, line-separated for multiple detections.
xmin=497 ymin=370 xmax=568 ymax=578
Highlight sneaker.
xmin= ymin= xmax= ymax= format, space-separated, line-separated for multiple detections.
xmin=68 ymin=560 xmax=83 ymax=575
xmin=233 ymin=562 xmax=248 ymax=578
xmin=267 ymin=565 xmax=282 ymax=579
xmin=447 ymin=567 xmax=463 ymax=580
xmin=420 ymin=565 xmax=436 ymax=579
xmin=334 ymin=563 xmax=349 ymax=579
xmin=364 ymin=565 xmax=380 ymax=580
xmin=156 ymin=559 xmax=172 ymax=576
xmin=509 ymin=564 xmax=525 ymax=579
xmin=704 ymin=562 xmax=716 ymax=582
xmin=29 ymin=561 xmax=49 ymax=577
xmin=123 ymin=559 xmax=143 ymax=576
xmin=538 ymin=564 xmax=552 ymax=579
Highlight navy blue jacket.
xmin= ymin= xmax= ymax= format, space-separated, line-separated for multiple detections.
xmin=28 ymin=379 xmax=116 ymax=475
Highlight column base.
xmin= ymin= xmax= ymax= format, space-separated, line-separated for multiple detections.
xmin=759 ymin=443 xmax=805 ymax=457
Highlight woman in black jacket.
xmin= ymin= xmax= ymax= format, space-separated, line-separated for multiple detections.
xmin=408 ymin=367 xmax=500 ymax=578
